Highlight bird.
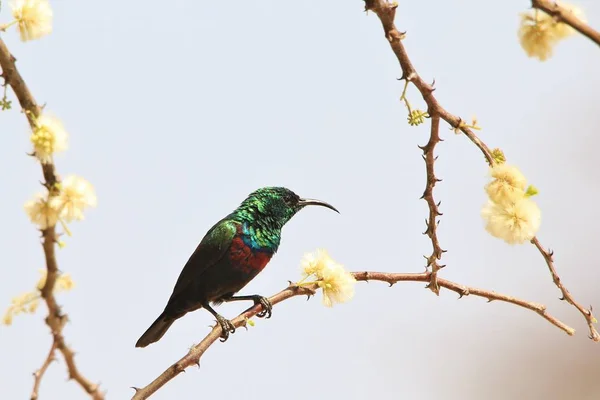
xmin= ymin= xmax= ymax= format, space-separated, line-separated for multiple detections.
xmin=135 ymin=186 xmax=338 ymax=348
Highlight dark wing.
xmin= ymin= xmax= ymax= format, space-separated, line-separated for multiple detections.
xmin=166 ymin=218 xmax=238 ymax=304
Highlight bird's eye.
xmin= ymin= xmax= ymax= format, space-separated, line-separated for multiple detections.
xmin=283 ymin=194 xmax=295 ymax=205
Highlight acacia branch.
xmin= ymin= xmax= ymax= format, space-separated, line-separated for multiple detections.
xmin=532 ymin=0 xmax=600 ymax=48
xmin=131 ymin=271 xmax=573 ymax=399
xmin=364 ymin=0 xmax=493 ymax=164
xmin=31 ymin=340 xmax=57 ymax=400
xmin=0 ymin=38 xmax=105 ymax=398
xmin=363 ymin=0 xmax=598 ymax=342
xmin=420 ymin=115 xmax=445 ymax=294
xmin=532 ymin=238 xmax=599 ymax=341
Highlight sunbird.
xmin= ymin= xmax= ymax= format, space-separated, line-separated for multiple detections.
xmin=135 ymin=187 xmax=338 ymax=347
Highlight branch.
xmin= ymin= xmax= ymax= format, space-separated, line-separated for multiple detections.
xmin=532 ymin=238 xmax=599 ymax=341
xmin=532 ymin=0 xmax=600 ymax=48
xmin=364 ymin=0 xmax=493 ymax=164
xmin=131 ymin=273 xmax=572 ymax=399
xmin=131 ymin=271 xmax=572 ymax=399
xmin=363 ymin=0 xmax=598 ymax=341
xmin=31 ymin=340 xmax=57 ymax=400
xmin=0 ymin=37 xmax=105 ymax=398
xmin=420 ymin=115 xmax=445 ymax=294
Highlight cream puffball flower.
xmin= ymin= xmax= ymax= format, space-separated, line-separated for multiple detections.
xmin=481 ymin=197 xmax=541 ymax=244
xmin=56 ymin=176 xmax=97 ymax=222
xmin=485 ymin=163 xmax=527 ymax=205
xmin=10 ymin=0 xmax=53 ymax=42
xmin=30 ymin=113 xmax=68 ymax=164
xmin=24 ymin=193 xmax=60 ymax=229
xmin=300 ymin=249 xmax=356 ymax=307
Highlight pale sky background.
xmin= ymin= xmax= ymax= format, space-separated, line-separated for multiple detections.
xmin=1 ymin=1 xmax=600 ymax=399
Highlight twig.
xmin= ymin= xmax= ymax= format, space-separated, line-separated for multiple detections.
xmin=532 ymin=0 xmax=600 ymax=48
xmin=420 ymin=115 xmax=445 ymax=294
xmin=0 ymin=37 xmax=105 ymax=398
xmin=531 ymin=238 xmax=599 ymax=341
xmin=131 ymin=271 xmax=572 ymax=399
xmin=31 ymin=340 xmax=58 ymax=400
xmin=364 ymin=0 xmax=493 ymax=164
xmin=363 ymin=0 xmax=597 ymax=341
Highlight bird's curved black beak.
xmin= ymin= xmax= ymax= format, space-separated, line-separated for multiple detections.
xmin=298 ymin=198 xmax=339 ymax=213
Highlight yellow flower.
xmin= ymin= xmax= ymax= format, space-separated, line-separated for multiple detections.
xmin=10 ymin=0 xmax=53 ymax=42
xmin=56 ymin=176 xmax=97 ymax=222
xmin=518 ymin=11 xmax=557 ymax=61
xmin=30 ymin=113 xmax=68 ymax=164
xmin=24 ymin=192 xmax=60 ymax=229
xmin=3 ymin=269 xmax=75 ymax=326
xmin=36 ymin=269 xmax=75 ymax=292
xmin=518 ymin=4 xmax=585 ymax=61
xmin=3 ymin=312 xmax=13 ymax=326
xmin=485 ymin=163 xmax=527 ymax=205
xmin=481 ymin=197 xmax=541 ymax=244
xmin=300 ymin=249 xmax=356 ymax=307
xmin=317 ymin=262 xmax=357 ymax=307
xmin=301 ymin=248 xmax=333 ymax=278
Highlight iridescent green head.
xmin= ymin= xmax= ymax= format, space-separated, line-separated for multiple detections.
xmin=234 ymin=187 xmax=339 ymax=229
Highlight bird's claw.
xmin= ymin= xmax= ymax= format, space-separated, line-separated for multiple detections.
xmin=255 ymin=296 xmax=272 ymax=319
xmin=216 ymin=316 xmax=236 ymax=342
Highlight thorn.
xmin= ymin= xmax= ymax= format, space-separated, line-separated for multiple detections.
xmin=548 ymin=249 xmax=554 ymax=257
xmin=438 ymin=264 xmax=446 ymax=269
xmin=436 ymin=201 xmax=441 ymax=207
xmin=131 ymin=387 xmax=140 ymax=393
xmin=559 ymin=296 xmax=565 ymax=301
xmin=417 ymin=144 xmax=426 ymax=151
xmin=430 ymin=78 xmax=436 ymax=88
xmin=388 ymin=281 xmax=396 ymax=287
xmin=194 ymin=359 xmax=200 ymax=368
xmin=487 ymin=298 xmax=494 ymax=303
xmin=434 ymin=155 xmax=439 ymax=161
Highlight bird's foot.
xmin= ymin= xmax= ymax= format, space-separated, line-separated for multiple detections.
xmin=216 ymin=315 xmax=236 ymax=342
xmin=253 ymin=296 xmax=272 ymax=319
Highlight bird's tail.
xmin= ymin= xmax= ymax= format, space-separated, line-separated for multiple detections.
xmin=135 ymin=312 xmax=176 ymax=348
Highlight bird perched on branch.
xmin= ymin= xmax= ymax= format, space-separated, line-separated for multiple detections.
xmin=135 ymin=187 xmax=338 ymax=348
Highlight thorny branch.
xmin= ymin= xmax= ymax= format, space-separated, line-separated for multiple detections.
xmin=363 ymin=0 xmax=598 ymax=341
xmin=30 ymin=340 xmax=57 ymax=400
xmin=420 ymin=115 xmax=445 ymax=294
xmin=532 ymin=0 xmax=600 ymax=48
xmin=131 ymin=271 xmax=572 ymax=400
xmin=0 ymin=38 xmax=105 ymax=398
xmin=532 ymin=238 xmax=599 ymax=340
